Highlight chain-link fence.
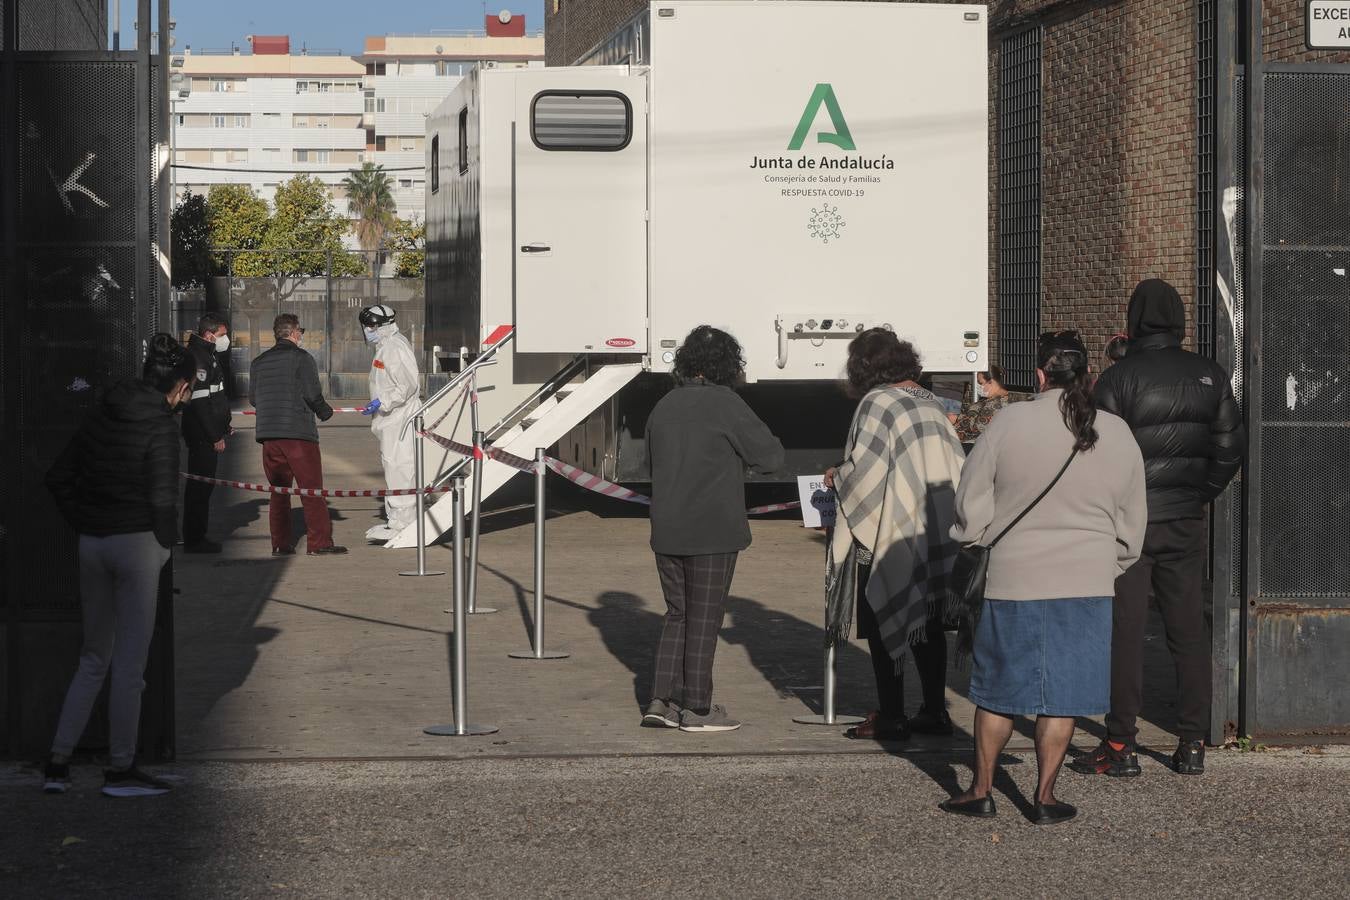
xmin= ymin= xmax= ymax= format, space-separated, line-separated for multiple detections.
xmin=172 ymin=250 xmax=426 ymax=402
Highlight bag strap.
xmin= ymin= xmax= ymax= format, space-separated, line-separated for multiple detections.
xmin=986 ymin=447 xmax=1079 ymax=549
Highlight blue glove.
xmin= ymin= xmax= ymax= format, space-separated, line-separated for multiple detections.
xmin=361 ymin=398 xmax=382 ymax=416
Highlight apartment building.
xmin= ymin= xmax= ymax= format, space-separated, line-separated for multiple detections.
xmin=172 ymin=36 xmax=366 ymax=208
xmin=359 ymin=13 xmax=544 ymax=220
xmin=171 ymin=17 xmax=543 ymax=227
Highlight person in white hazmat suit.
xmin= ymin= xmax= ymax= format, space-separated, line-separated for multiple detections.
xmin=359 ymin=305 xmax=422 ymax=543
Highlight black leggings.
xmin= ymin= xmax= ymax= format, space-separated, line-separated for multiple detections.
xmin=856 ymin=596 xmax=948 ymax=720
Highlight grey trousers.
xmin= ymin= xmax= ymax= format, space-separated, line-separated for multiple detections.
xmin=651 ymin=552 xmax=738 ymax=712
xmin=51 ymin=531 xmax=170 ymax=768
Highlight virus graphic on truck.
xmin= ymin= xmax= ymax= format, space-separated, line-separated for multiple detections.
xmin=808 ymin=204 xmax=846 ymax=243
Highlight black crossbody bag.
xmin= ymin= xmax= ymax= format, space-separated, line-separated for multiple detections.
xmin=951 ymin=448 xmax=1078 ymax=652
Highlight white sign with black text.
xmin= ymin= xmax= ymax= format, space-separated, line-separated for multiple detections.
xmin=797 ymin=475 xmax=837 ymax=529
xmin=1308 ymin=1 xmax=1350 ymax=48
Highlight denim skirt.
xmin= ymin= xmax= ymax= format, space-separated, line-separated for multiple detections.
xmin=967 ymin=596 xmax=1112 ymax=717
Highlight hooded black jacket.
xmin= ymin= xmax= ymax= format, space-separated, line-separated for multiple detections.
xmin=1094 ymin=279 xmax=1245 ymax=522
xmin=47 ymin=379 xmax=181 ymax=548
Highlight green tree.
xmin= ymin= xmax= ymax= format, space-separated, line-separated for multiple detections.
xmin=341 ymin=162 xmax=396 ymax=272
xmin=262 ymin=175 xmax=364 ymax=277
xmin=170 ymin=189 xmax=213 ymax=288
xmin=390 ymin=216 xmax=425 ymax=279
xmin=205 ymin=183 xmax=270 ymax=276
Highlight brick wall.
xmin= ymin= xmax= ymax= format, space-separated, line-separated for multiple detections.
xmin=1037 ymin=2 xmax=1130 ymax=354
xmin=1266 ymin=0 xmax=1350 ymax=64
xmin=545 ymin=0 xmax=647 ymax=66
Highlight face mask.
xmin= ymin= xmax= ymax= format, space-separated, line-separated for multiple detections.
xmin=214 ymin=334 xmax=231 ymax=353
xmin=977 ymin=384 xmax=992 ymax=399
xmin=364 ymin=327 xmax=380 ymax=344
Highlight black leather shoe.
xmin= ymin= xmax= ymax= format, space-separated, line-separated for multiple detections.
xmin=938 ymin=795 xmax=996 ymax=818
xmin=909 ymin=705 xmax=955 ymax=736
xmin=1172 ymin=739 xmax=1205 ymax=775
xmin=307 ymin=545 xmax=349 ymax=556
xmin=272 ymin=547 xmax=295 ymax=557
xmin=1031 ymin=801 xmax=1078 ymax=825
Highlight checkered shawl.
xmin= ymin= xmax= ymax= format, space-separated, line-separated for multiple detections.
xmin=832 ymin=386 xmax=965 ymax=664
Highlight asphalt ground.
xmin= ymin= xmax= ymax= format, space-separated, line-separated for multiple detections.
xmin=10 ymin=416 xmax=1343 ymax=898
xmin=3 ymin=747 xmax=1348 ymax=898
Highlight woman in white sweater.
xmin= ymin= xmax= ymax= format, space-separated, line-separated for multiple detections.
xmin=942 ymin=331 xmax=1147 ymax=825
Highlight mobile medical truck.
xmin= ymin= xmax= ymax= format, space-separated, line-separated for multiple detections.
xmin=389 ymin=1 xmax=988 ymax=547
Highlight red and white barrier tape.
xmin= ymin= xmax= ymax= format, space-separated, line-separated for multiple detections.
xmin=180 ymin=472 xmax=454 ymax=498
xmin=419 ymin=431 xmax=799 ymax=516
xmin=233 ymin=407 xmax=367 ymax=416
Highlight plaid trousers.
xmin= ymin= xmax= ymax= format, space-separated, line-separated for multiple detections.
xmin=651 ymin=552 xmax=739 ymax=712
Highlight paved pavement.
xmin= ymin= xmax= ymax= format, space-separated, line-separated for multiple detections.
xmin=4 ymin=748 xmax=1348 ymax=898
xmin=169 ymin=418 xmax=1185 ymax=761
xmin=8 ymin=415 xmax=1348 ymax=898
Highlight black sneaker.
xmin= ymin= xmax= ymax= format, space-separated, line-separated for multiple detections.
xmin=1068 ymin=739 xmax=1142 ymax=777
xmin=183 ymin=540 xmax=223 ymax=554
xmin=307 ymin=545 xmax=349 ymax=556
xmin=908 ymin=704 xmax=955 ymax=736
xmin=1172 ymin=739 xmax=1206 ymax=775
xmin=272 ymin=547 xmax=295 ymax=557
xmin=43 ymin=762 xmax=70 ymax=794
xmin=102 ymin=767 xmax=173 ymax=798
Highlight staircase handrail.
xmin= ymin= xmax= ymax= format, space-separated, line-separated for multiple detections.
xmin=400 ymin=328 xmax=516 ymax=440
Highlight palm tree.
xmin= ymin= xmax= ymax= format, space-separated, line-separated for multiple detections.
xmin=342 ymin=162 xmax=396 ymax=273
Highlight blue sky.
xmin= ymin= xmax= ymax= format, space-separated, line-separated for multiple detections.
xmin=163 ymin=0 xmax=545 ymax=55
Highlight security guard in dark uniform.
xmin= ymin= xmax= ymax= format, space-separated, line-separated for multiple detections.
xmin=182 ymin=313 xmax=232 ymax=553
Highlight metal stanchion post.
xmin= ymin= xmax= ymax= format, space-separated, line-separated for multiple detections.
xmin=425 ymin=476 xmax=497 ymax=737
xmin=793 ymin=642 xmax=864 ymax=726
xmin=465 ymin=418 xmax=495 ymax=612
xmin=400 ymin=413 xmax=444 ymax=577
xmin=510 ymin=448 xmax=569 ymax=660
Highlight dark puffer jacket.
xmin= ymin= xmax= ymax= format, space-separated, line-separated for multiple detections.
xmin=249 ymin=339 xmax=333 ymax=443
xmin=1093 ymin=279 xmax=1245 ymax=522
xmin=46 ymin=380 xmax=181 ymax=548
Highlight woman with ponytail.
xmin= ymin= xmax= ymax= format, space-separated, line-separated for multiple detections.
xmin=941 ymin=330 xmax=1147 ymax=824
xmin=42 ymin=334 xmax=195 ymax=797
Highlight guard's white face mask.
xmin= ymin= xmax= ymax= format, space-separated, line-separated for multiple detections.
xmin=214 ymin=334 xmax=231 ymax=353
xmin=364 ymin=327 xmax=380 ymax=344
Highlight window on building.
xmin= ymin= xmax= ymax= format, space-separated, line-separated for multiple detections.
xmin=430 ymin=135 xmax=439 ymax=193
xmin=174 ymin=149 xmax=186 ymax=162
xmin=376 ymin=97 xmax=386 ymax=113
xmin=213 ymin=115 xmax=226 ymax=128
xmin=228 ymin=149 xmax=248 ymax=163
xmin=317 ymin=117 xmax=329 ymax=128
xmin=318 ymin=82 xmax=331 ymax=93
xmin=175 ymin=113 xmax=185 ymax=127
xmin=234 ymin=114 xmax=248 ymax=128
xmin=367 ymin=62 xmax=386 ymax=76
xmin=531 ymin=92 xmax=632 ymax=151
xmin=364 ymin=88 xmax=375 ymax=112
xmin=375 ymin=135 xmax=387 ymax=152
xmin=295 ymin=149 xmax=309 ymax=162
xmin=315 ymin=150 xmax=331 ymax=163
xmin=211 ymin=79 xmax=231 ymax=92
xmin=262 ymin=148 xmax=281 ymax=160
xmin=997 ymin=27 xmax=1043 ymax=392
xmin=458 ymin=107 xmax=468 ymax=173
xmin=401 ymin=136 xmax=418 ymax=152
xmin=398 ymin=178 xmax=413 ymax=188
xmin=262 ymin=112 xmax=281 ymax=125
xmin=296 ymin=81 xmax=309 ymax=93
xmin=211 ymin=149 xmax=227 ymax=163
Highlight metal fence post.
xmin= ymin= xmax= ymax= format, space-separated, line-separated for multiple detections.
xmin=793 ymin=642 xmax=864 ymax=726
xmin=425 ymin=476 xmax=497 ymax=737
xmin=510 ymin=449 xmax=568 ymax=660
xmin=399 ymin=414 xmax=444 ymax=578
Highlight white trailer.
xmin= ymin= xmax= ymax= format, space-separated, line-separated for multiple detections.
xmin=392 ymin=1 xmax=988 ymax=547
